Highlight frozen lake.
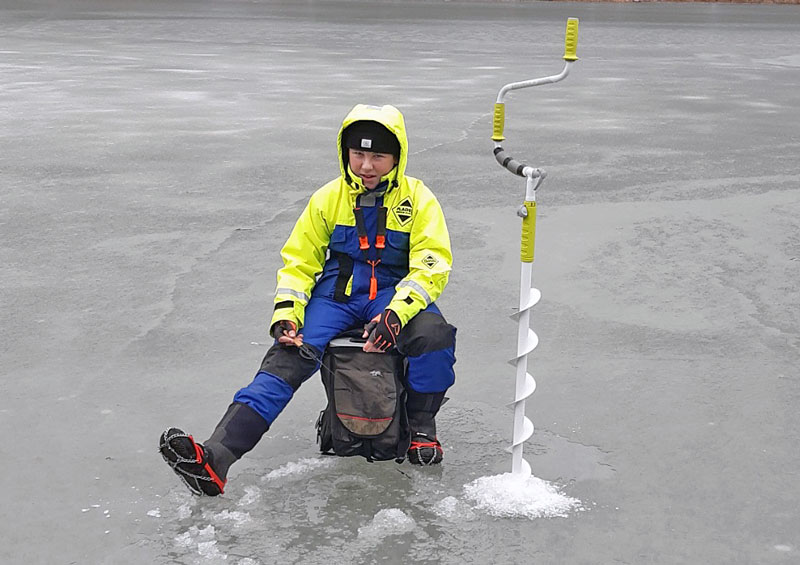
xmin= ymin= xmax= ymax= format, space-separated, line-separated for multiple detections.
xmin=2 ymin=0 xmax=799 ymax=563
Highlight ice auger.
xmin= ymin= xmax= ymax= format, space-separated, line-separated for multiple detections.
xmin=492 ymin=18 xmax=579 ymax=475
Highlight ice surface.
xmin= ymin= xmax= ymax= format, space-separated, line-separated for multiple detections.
xmin=463 ymin=473 xmax=582 ymax=519
xmin=4 ymin=2 xmax=799 ymax=564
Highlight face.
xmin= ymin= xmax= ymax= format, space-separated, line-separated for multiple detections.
xmin=348 ymin=148 xmax=398 ymax=189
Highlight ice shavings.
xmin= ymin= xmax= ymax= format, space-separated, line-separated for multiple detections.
xmin=262 ymin=457 xmax=337 ymax=481
xmin=432 ymin=496 xmax=476 ymax=521
xmin=238 ymin=485 xmax=261 ymax=506
xmin=463 ymin=473 xmax=581 ymax=519
xmin=174 ymin=524 xmax=227 ymax=559
xmin=174 ymin=531 xmax=195 ymax=548
xmin=176 ymin=501 xmax=193 ymax=520
xmin=206 ymin=509 xmax=252 ymax=527
xmin=357 ymin=509 xmax=416 ymax=542
xmin=147 ymin=508 xmax=161 ymax=518
xmin=197 ymin=540 xmax=227 ymax=560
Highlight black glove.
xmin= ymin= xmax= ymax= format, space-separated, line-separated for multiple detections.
xmin=363 ymin=309 xmax=402 ymax=352
xmin=271 ymin=319 xmax=297 ymax=339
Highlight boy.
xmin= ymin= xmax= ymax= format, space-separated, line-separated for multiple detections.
xmin=160 ymin=104 xmax=456 ymax=496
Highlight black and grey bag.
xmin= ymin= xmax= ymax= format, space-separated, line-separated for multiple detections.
xmin=315 ymin=331 xmax=411 ymax=462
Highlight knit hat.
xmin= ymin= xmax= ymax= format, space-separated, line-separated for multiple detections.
xmin=343 ymin=120 xmax=400 ymax=157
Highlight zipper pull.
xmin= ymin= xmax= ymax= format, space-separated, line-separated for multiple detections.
xmin=367 ymin=259 xmax=380 ymax=300
xmin=369 ymin=276 xmax=377 ymax=300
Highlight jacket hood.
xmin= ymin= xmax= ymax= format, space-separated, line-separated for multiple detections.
xmin=337 ymin=104 xmax=408 ymax=192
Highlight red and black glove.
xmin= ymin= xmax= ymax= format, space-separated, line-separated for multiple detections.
xmin=363 ymin=309 xmax=402 ymax=352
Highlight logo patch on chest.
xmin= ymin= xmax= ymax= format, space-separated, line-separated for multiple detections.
xmin=393 ymin=198 xmax=413 ymax=226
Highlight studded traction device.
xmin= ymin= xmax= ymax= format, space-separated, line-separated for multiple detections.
xmin=159 ymin=428 xmax=226 ymax=496
xmin=407 ymin=432 xmax=443 ymax=466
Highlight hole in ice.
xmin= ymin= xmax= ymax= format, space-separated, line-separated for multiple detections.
xmin=463 ymin=473 xmax=581 ymax=519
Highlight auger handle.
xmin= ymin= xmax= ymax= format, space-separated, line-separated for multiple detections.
xmin=563 ymin=18 xmax=579 ymax=62
xmin=492 ymin=18 xmax=579 ymax=178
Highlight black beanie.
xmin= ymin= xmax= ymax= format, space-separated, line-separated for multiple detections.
xmin=343 ymin=121 xmax=400 ymax=157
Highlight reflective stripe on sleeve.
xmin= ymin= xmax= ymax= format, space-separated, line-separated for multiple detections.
xmin=397 ymin=280 xmax=432 ymax=305
xmin=275 ymin=288 xmax=310 ymax=303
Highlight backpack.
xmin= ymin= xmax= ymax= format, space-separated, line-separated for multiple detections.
xmin=315 ymin=331 xmax=411 ymax=462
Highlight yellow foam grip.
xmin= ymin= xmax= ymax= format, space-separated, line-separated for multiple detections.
xmin=563 ymin=18 xmax=579 ymax=62
xmin=492 ymin=103 xmax=505 ymax=141
xmin=520 ymin=201 xmax=536 ymax=263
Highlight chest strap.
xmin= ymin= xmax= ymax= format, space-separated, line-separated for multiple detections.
xmin=353 ymin=196 xmax=387 ymax=300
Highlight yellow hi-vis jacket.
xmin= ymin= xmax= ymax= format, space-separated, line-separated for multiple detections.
xmin=270 ymin=104 xmax=452 ymax=330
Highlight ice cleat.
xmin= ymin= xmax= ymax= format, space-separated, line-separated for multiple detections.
xmin=159 ymin=428 xmax=226 ymax=496
xmin=407 ymin=432 xmax=444 ymax=466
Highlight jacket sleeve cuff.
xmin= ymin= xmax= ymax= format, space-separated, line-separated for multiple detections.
xmin=270 ymin=300 xmax=306 ymax=331
xmin=387 ymin=288 xmax=425 ymax=327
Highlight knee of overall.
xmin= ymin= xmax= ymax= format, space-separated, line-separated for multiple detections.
xmin=259 ymin=342 xmax=321 ymax=390
xmin=398 ymin=312 xmax=457 ymax=393
xmin=397 ymin=311 xmax=456 ymax=358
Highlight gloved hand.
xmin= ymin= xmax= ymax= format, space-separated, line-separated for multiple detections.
xmin=271 ymin=320 xmax=302 ymax=346
xmin=362 ymin=309 xmax=401 ymax=353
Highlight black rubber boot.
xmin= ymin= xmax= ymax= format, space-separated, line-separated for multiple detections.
xmin=160 ymin=402 xmax=269 ymax=496
xmin=406 ymin=390 xmax=445 ymax=465
xmin=203 ymin=402 xmax=270 ymax=479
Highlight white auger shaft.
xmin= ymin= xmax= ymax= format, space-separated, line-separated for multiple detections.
xmin=492 ymin=19 xmax=579 ymax=476
xmin=510 ymin=174 xmax=543 ymax=476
